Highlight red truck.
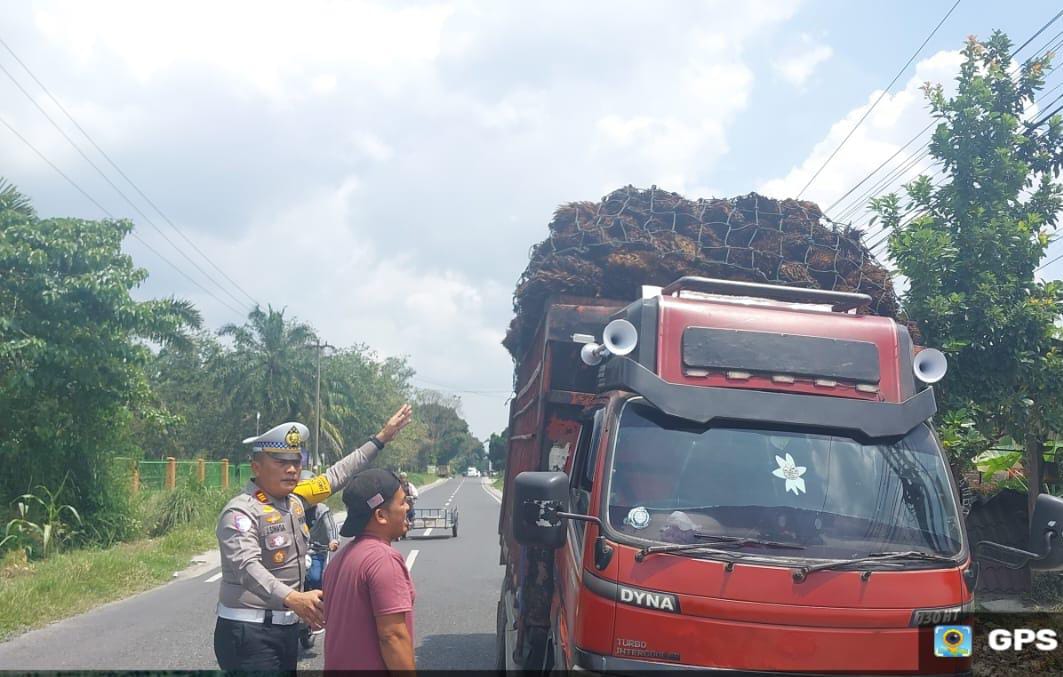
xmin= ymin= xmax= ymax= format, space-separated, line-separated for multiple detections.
xmin=496 ymin=276 xmax=1063 ymax=674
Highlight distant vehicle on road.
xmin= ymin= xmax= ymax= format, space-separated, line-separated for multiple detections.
xmin=466 ymin=467 xmax=480 ymax=477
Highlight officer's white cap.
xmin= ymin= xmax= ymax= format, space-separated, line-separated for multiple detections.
xmin=242 ymin=421 xmax=309 ymax=460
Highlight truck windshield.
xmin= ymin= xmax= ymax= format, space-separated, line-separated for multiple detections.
xmin=606 ymin=400 xmax=963 ymax=560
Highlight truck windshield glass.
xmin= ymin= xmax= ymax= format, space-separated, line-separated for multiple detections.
xmin=606 ymin=401 xmax=963 ymax=559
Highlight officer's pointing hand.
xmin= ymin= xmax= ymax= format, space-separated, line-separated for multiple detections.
xmin=284 ymin=589 xmax=325 ymax=630
xmin=377 ymin=403 xmax=413 ymax=444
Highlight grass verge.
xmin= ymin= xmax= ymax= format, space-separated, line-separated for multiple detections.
xmin=0 ymin=523 xmax=217 ymax=641
xmin=492 ymin=476 xmax=504 ymax=493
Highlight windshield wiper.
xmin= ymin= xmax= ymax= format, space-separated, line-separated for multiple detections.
xmin=635 ymin=536 xmax=803 ymax=563
xmin=693 ymin=532 xmax=806 ymax=550
xmin=792 ymin=550 xmax=958 ymax=582
xmin=635 ymin=542 xmax=754 ymax=562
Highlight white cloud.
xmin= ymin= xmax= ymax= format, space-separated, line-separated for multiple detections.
xmin=759 ymin=49 xmax=965 ymax=222
xmin=33 ymin=0 xmax=455 ymax=98
xmin=349 ymin=132 xmax=394 ymax=162
xmin=130 ymin=177 xmax=513 ymax=437
xmin=773 ymin=34 xmax=833 ymax=87
xmin=4 ymin=0 xmax=809 ymax=437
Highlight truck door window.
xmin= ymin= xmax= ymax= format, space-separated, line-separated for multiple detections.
xmin=569 ymin=411 xmax=603 ymax=551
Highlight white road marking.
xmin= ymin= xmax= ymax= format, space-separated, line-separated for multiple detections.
xmin=481 ymin=480 xmax=502 ymax=504
xmin=205 ymin=572 xmax=222 ymax=583
xmin=424 ymin=528 xmax=433 ymax=537
xmin=405 ymin=549 xmax=419 ymax=571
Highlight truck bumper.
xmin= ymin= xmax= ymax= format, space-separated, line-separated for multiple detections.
xmin=572 ymin=647 xmax=971 ymax=677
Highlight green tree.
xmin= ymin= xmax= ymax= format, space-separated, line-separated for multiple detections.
xmin=135 ymin=331 xmax=245 ymax=459
xmin=870 ymin=33 xmax=1063 ymax=514
xmin=217 ymin=306 xmax=318 ymax=442
xmin=320 ymin=347 xmax=417 ymax=466
xmin=414 ymin=390 xmax=478 ymax=470
xmin=488 ymin=428 xmax=508 ymax=472
xmin=0 ymin=180 xmax=200 ymax=529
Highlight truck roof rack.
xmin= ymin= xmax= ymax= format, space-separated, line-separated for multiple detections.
xmin=660 ymin=276 xmax=871 ymax=313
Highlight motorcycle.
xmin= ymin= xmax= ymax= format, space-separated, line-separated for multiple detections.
xmin=299 ymin=508 xmax=339 ymax=652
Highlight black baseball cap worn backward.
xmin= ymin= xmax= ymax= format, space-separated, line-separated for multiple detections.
xmin=339 ymin=468 xmax=402 ymax=538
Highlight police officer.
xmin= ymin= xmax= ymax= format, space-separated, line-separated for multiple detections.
xmin=213 ymin=403 xmax=413 ymax=671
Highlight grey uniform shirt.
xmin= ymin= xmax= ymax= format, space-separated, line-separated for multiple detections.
xmin=216 ymin=440 xmax=379 ymax=610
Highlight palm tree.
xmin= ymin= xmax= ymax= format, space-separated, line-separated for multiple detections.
xmin=218 ymin=305 xmax=319 ymax=433
xmin=0 ymin=177 xmax=35 ymax=218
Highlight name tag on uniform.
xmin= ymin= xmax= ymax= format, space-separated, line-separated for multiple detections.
xmin=264 ymin=523 xmax=287 ymax=536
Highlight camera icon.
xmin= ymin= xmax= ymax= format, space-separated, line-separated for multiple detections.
xmin=934 ymin=625 xmax=972 ymax=658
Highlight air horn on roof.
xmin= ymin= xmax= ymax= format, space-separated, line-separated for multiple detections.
xmin=578 ymin=319 xmax=639 ymax=366
xmin=913 ymin=348 xmax=948 ymax=384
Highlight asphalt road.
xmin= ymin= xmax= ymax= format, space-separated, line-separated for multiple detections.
xmin=0 ymin=476 xmax=503 ymax=670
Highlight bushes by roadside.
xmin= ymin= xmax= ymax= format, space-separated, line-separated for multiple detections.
xmin=0 ymin=478 xmax=236 ymax=640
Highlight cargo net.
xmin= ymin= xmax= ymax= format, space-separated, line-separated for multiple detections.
xmin=504 ymin=186 xmax=898 ymax=361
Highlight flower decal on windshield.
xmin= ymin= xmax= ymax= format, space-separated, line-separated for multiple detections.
xmin=772 ymin=453 xmax=807 ymax=495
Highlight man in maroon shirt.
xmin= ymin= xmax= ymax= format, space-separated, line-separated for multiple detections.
xmin=323 ymin=468 xmax=415 ymax=671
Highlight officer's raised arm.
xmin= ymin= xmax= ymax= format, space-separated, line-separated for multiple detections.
xmin=296 ymin=403 xmax=413 ymax=503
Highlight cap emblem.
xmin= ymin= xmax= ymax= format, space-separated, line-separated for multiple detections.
xmin=285 ymin=426 xmax=302 ymax=448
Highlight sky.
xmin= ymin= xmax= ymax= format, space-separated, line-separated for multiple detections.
xmin=2 ymin=0 xmax=1062 ymax=441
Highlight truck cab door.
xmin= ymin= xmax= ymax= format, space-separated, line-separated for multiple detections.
xmin=555 ymin=410 xmax=611 ymax=668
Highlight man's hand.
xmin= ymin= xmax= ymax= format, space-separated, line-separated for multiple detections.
xmin=284 ymin=589 xmax=325 ymax=629
xmin=328 ymin=539 xmax=339 ymax=552
xmin=377 ymin=403 xmax=413 ymax=443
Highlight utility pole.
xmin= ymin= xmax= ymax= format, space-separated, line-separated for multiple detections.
xmin=314 ymin=340 xmax=335 ymax=469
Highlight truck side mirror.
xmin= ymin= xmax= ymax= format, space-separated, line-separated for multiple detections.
xmin=1029 ymin=494 xmax=1063 ymax=570
xmin=976 ymin=494 xmax=1063 ymax=571
xmin=513 ymin=471 xmax=569 ymax=549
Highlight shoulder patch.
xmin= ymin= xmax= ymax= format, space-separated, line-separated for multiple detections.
xmin=233 ymin=514 xmax=253 ymax=533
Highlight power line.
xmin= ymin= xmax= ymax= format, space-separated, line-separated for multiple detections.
xmin=795 ymin=0 xmax=963 ymax=199
xmin=828 ymin=9 xmax=1063 ymax=229
xmin=0 ymin=110 xmax=249 ymax=318
xmin=0 ymin=62 xmax=255 ymax=316
xmin=834 ymin=146 xmax=936 ymax=223
xmin=1011 ymin=8 xmax=1063 ymax=57
xmin=0 ymin=33 xmax=261 ymax=310
xmin=823 ymin=121 xmax=936 ymax=217
xmin=873 ymin=112 xmax=1062 ymax=260
xmin=1036 ymin=247 xmax=1063 ymax=274
xmin=411 ymin=377 xmax=511 ymax=397
xmin=854 ymin=61 xmax=1061 ymax=241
